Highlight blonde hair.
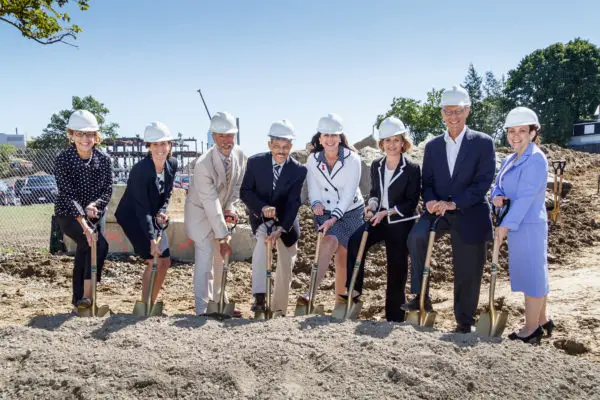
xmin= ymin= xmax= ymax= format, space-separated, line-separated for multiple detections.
xmin=378 ymin=134 xmax=413 ymax=153
xmin=67 ymin=128 xmax=102 ymax=146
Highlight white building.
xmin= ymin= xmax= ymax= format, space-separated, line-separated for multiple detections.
xmin=0 ymin=132 xmax=26 ymax=148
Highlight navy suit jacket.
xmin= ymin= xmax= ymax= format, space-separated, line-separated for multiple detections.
xmin=115 ymin=155 xmax=177 ymax=242
xmin=240 ymin=152 xmax=307 ymax=247
xmin=421 ymin=128 xmax=495 ymax=243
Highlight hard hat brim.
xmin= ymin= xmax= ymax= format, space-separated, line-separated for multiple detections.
xmin=503 ymin=121 xmax=541 ymax=130
xmin=67 ymin=126 xmax=99 ymax=132
xmin=212 ymin=128 xmax=238 ymax=134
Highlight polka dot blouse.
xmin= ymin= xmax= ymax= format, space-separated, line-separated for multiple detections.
xmin=54 ymin=145 xmax=113 ymax=217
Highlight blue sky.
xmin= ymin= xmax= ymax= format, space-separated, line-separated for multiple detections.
xmin=1 ymin=0 xmax=599 ymax=156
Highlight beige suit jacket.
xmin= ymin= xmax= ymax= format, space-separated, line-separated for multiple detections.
xmin=184 ymin=146 xmax=245 ymax=242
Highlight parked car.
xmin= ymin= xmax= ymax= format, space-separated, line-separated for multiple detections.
xmin=0 ymin=180 xmax=18 ymax=206
xmin=174 ymin=174 xmax=190 ymax=193
xmin=20 ymin=174 xmax=58 ymax=205
xmin=14 ymin=179 xmax=25 ymax=197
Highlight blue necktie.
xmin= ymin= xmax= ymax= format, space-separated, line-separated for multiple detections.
xmin=273 ymin=164 xmax=281 ymax=190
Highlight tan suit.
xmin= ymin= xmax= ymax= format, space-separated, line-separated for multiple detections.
xmin=184 ymin=146 xmax=245 ymax=314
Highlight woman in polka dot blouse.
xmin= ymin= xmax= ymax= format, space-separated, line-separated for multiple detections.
xmin=115 ymin=122 xmax=178 ymax=313
xmin=54 ymin=110 xmax=113 ymax=311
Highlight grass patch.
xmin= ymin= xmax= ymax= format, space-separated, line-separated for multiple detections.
xmin=0 ymin=204 xmax=54 ymax=251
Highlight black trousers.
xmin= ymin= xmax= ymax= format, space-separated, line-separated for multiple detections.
xmin=407 ymin=214 xmax=487 ymax=326
xmin=56 ymin=216 xmax=108 ymax=306
xmin=345 ymin=219 xmax=414 ymax=322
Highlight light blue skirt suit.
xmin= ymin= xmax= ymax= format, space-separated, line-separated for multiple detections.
xmin=491 ymin=142 xmax=549 ymax=297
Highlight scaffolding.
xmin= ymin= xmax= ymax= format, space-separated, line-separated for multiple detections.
xmin=104 ymin=134 xmax=202 ymax=182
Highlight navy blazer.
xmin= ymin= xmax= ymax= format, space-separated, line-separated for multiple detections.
xmin=369 ymin=155 xmax=421 ymax=223
xmin=240 ymin=152 xmax=307 ymax=247
xmin=421 ymin=128 xmax=495 ymax=243
xmin=115 ymin=155 xmax=178 ymax=242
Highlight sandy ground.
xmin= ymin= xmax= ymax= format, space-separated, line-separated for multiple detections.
xmin=0 ymin=146 xmax=599 ymax=398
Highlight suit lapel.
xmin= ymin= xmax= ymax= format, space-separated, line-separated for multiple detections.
xmin=378 ymin=157 xmax=385 ymax=202
xmin=438 ymin=138 xmax=452 ymax=180
xmin=388 ymin=155 xmax=407 ymax=187
xmin=212 ymin=147 xmax=226 ymax=185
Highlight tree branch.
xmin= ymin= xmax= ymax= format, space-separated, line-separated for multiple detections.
xmin=0 ymin=17 xmax=78 ymax=47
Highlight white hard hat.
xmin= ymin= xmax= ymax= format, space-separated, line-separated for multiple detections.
xmin=144 ymin=121 xmax=173 ymax=143
xmin=210 ymin=111 xmax=238 ymax=134
xmin=504 ymin=107 xmax=540 ymax=129
xmin=441 ymin=85 xmax=471 ymax=107
xmin=317 ymin=113 xmax=344 ymax=135
xmin=67 ymin=110 xmax=99 ymax=132
xmin=268 ymin=119 xmax=295 ymax=141
xmin=378 ymin=116 xmax=408 ymax=140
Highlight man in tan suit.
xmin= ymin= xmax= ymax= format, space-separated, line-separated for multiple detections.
xmin=184 ymin=111 xmax=245 ymax=316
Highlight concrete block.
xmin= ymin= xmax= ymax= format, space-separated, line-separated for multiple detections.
xmin=63 ymin=220 xmax=256 ymax=263
xmin=105 ymin=184 xmax=186 ymax=223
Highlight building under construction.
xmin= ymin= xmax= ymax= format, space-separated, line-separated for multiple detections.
xmin=104 ymin=135 xmax=202 ymax=182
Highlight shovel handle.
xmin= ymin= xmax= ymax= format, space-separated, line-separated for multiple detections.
xmin=346 ymin=229 xmax=369 ymax=316
xmin=308 ymin=232 xmax=324 ymax=314
xmin=492 ymin=199 xmax=511 ymax=227
xmin=91 ymin=234 xmax=98 ymax=317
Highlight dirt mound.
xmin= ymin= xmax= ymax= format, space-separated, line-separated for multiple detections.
xmin=1 ymin=316 xmax=599 ymax=399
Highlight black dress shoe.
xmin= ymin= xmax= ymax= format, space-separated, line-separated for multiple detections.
xmin=541 ymin=320 xmax=555 ymax=337
xmin=400 ymin=296 xmax=432 ymax=312
xmin=508 ymin=326 xmax=543 ymax=344
xmin=251 ymin=293 xmax=266 ymax=312
xmin=454 ymin=324 xmax=474 ymax=334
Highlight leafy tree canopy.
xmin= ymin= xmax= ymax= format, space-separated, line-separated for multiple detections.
xmin=28 ymin=95 xmax=119 ymax=149
xmin=0 ymin=0 xmax=90 ymax=46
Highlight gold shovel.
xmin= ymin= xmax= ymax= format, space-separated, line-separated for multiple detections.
xmin=78 ymin=232 xmax=111 ymax=317
xmin=133 ymin=220 xmax=168 ymax=317
xmin=254 ymin=237 xmax=275 ymax=320
xmin=294 ymin=232 xmax=325 ymax=316
xmin=476 ymin=199 xmax=511 ymax=337
xmin=405 ymin=216 xmax=444 ymax=327
xmin=551 ymin=160 xmax=566 ymax=223
xmin=331 ymin=225 xmax=369 ymax=321
xmin=205 ymin=237 xmax=236 ymax=319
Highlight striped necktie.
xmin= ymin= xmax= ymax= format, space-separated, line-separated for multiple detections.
xmin=273 ymin=164 xmax=281 ymax=190
xmin=225 ymin=157 xmax=231 ymax=185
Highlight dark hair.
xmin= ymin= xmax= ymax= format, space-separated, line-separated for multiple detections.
xmin=309 ymin=132 xmax=355 ymax=153
xmin=530 ymin=125 xmax=541 ymax=145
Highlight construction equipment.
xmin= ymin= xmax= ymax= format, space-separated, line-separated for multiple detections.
xmin=294 ymin=232 xmax=325 ymax=316
xmin=476 ymin=200 xmax=511 ymax=337
xmin=132 ymin=220 xmax=168 ymax=317
xmin=331 ymin=224 xmax=370 ymax=321
xmin=551 ymin=160 xmax=567 ymax=223
xmin=205 ymin=220 xmax=237 ymax=319
xmin=405 ymin=215 xmax=444 ymax=327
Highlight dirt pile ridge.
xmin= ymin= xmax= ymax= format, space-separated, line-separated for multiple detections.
xmin=1 ymin=316 xmax=599 ymax=399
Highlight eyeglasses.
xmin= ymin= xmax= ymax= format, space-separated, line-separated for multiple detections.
xmin=442 ymin=108 xmax=466 ymax=117
xmin=72 ymin=131 xmax=97 ymax=138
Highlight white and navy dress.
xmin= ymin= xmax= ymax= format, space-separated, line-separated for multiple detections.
xmin=306 ymin=147 xmax=364 ymax=248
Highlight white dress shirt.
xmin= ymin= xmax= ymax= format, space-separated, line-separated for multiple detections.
xmin=443 ymin=126 xmax=467 ymax=177
xmin=381 ymin=165 xmax=394 ymax=210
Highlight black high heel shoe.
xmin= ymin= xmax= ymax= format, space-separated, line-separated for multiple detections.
xmin=541 ymin=320 xmax=555 ymax=337
xmin=508 ymin=326 xmax=544 ymax=345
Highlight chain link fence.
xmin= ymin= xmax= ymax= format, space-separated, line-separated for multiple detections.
xmin=0 ymin=148 xmax=63 ymax=255
xmin=0 ymin=146 xmax=199 ymax=256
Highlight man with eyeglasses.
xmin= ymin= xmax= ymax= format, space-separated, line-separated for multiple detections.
xmin=240 ymin=120 xmax=307 ymax=316
xmin=403 ymin=85 xmax=496 ymax=334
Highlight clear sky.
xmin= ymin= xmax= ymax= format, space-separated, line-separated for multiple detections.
xmin=1 ymin=0 xmax=599 ymax=156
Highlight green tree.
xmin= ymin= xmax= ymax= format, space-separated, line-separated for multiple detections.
xmin=505 ymin=38 xmax=600 ymax=145
xmin=377 ymin=88 xmax=445 ymax=144
xmin=28 ymin=95 xmax=119 ymax=149
xmin=462 ymin=63 xmax=487 ymax=131
xmin=481 ymin=71 xmax=509 ymax=141
xmin=0 ymin=0 xmax=90 ymax=46
xmin=0 ymin=144 xmax=17 ymax=177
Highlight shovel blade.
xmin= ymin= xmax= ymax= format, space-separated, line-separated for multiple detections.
xmin=205 ymin=302 xmax=235 ymax=319
xmin=96 ymin=305 xmax=111 ymax=317
xmin=492 ymin=311 xmax=509 ymax=337
xmin=475 ymin=313 xmax=492 ymax=336
xmin=149 ymin=301 xmax=164 ymax=317
xmin=331 ymin=300 xmax=361 ymax=321
xmin=405 ymin=310 xmax=437 ymax=327
xmin=294 ymin=301 xmax=325 ymax=317
xmin=132 ymin=301 xmax=147 ymax=316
